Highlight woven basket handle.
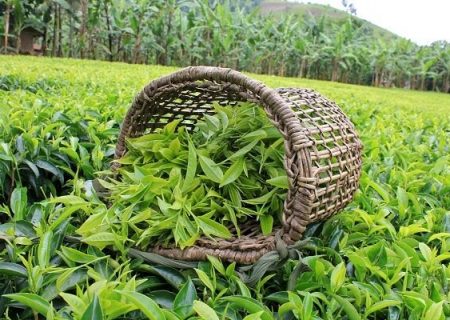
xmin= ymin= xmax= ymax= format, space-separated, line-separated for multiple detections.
xmin=115 ymin=67 xmax=306 ymax=160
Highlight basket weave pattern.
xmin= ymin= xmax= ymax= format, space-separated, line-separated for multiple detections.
xmin=114 ymin=66 xmax=362 ymax=264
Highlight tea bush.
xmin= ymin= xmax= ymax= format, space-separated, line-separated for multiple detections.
xmin=0 ymin=56 xmax=449 ymax=320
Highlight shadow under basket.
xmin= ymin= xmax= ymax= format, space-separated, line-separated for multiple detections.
xmin=112 ymin=66 xmax=363 ymax=264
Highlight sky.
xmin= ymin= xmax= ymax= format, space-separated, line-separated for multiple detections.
xmin=295 ymin=0 xmax=450 ymax=45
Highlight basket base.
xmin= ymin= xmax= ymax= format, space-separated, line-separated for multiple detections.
xmin=150 ymin=232 xmax=279 ymax=265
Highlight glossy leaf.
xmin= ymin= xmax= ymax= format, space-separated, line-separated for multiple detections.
xmin=4 ymin=293 xmax=51 ymax=316
xmin=198 ymin=155 xmax=223 ymax=183
xmin=10 ymin=187 xmax=27 ymax=221
xmin=193 ymin=301 xmax=219 ymax=320
xmin=118 ymin=291 xmax=166 ymax=320
xmin=81 ymin=295 xmax=103 ymax=320
xmin=173 ymin=278 xmax=197 ymax=318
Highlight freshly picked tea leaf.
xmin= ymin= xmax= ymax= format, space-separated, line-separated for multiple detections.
xmin=100 ymin=104 xmax=288 ymax=249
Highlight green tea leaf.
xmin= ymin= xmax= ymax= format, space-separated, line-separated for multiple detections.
xmin=266 ymin=176 xmax=288 ymax=189
xmin=173 ymin=278 xmax=197 ymax=318
xmin=81 ymin=232 xmax=116 ymax=249
xmin=24 ymin=159 xmax=40 ymax=177
xmin=143 ymin=291 xmax=174 ymax=310
xmin=44 ymin=269 xmax=87 ymax=300
xmin=182 ymin=139 xmax=197 ymax=192
xmin=197 ymin=215 xmax=232 ymax=239
xmin=145 ymin=265 xmax=185 ymax=289
xmin=243 ymin=189 xmax=277 ymax=205
xmin=331 ymin=294 xmax=361 ymax=320
xmin=365 ymin=300 xmax=401 ymax=316
xmin=204 ymin=114 xmax=221 ymax=130
xmin=193 ymin=301 xmax=219 ymax=320
xmin=4 ymin=293 xmax=51 ymax=316
xmin=81 ymin=295 xmax=103 ymax=320
xmin=221 ymin=296 xmax=273 ymax=320
xmin=226 ymin=140 xmax=259 ymax=161
xmin=199 ymin=155 xmax=223 ymax=183
xmin=195 ymin=269 xmax=215 ymax=293
xmin=330 ymin=262 xmax=346 ymax=293
xmin=220 ymin=157 xmax=244 ymax=187
xmin=0 ymin=262 xmax=27 ymax=278
xmin=162 ymin=310 xmax=181 ymax=320
xmin=243 ymin=311 xmax=265 ymax=320
xmin=424 ymin=301 xmax=444 ymax=320
xmin=241 ymin=129 xmax=267 ymax=142
xmin=38 ymin=230 xmax=54 ymax=268
xmin=397 ymin=186 xmax=409 ymax=219
xmin=260 ymin=215 xmax=273 ymax=235
xmin=118 ymin=290 xmax=166 ymax=320
xmin=60 ymin=246 xmax=99 ymax=264
xmin=302 ymin=292 xmax=313 ymax=320
xmin=10 ymin=187 xmax=27 ymax=221
xmin=36 ymin=159 xmax=64 ymax=184
xmin=207 ymin=256 xmax=226 ymax=276
xmin=60 ymin=293 xmax=86 ymax=314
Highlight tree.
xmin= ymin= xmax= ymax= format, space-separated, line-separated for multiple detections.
xmin=1 ymin=0 xmax=15 ymax=53
xmin=0 ymin=0 xmax=448 ymax=93
xmin=79 ymin=0 xmax=87 ymax=58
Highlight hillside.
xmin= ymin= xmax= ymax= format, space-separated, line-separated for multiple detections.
xmin=260 ymin=1 xmax=401 ymax=41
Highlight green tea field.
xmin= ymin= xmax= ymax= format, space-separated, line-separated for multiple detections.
xmin=0 ymin=56 xmax=449 ymax=320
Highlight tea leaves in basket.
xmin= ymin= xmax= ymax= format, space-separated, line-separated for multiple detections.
xmin=99 ymin=104 xmax=287 ymax=249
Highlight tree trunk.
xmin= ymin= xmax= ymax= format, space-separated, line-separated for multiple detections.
xmin=104 ymin=1 xmax=113 ymax=61
xmin=52 ymin=4 xmax=57 ymax=57
xmin=342 ymin=72 xmax=348 ymax=83
xmin=42 ymin=27 xmax=48 ymax=55
xmin=15 ymin=20 xmax=22 ymax=54
xmin=444 ymin=74 xmax=449 ymax=93
xmin=145 ymin=49 xmax=150 ymax=64
xmin=57 ymin=4 xmax=63 ymax=57
xmin=41 ymin=5 xmax=51 ymax=56
xmin=331 ymin=59 xmax=339 ymax=81
xmin=164 ymin=3 xmax=174 ymax=66
xmin=3 ymin=3 xmax=10 ymax=53
xmin=89 ymin=34 xmax=96 ymax=60
xmin=377 ymin=70 xmax=382 ymax=87
xmin=15 ymin=31 xmax=20 ymax=54
xmin=68 ymin=14 xmax=73 ymax=57
xmin=132 ymin=32 xmax=142 ymax=64
xmin=299 ymin=57 xmax=307 ymax=78
xmin=79 ymin=0 xmax=88 ymax=59
xmin=116 ymin=33 xmax=122 ymax=61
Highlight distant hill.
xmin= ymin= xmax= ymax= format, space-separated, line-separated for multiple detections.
xmin=259 ymin=1 xmax=402 ymax=42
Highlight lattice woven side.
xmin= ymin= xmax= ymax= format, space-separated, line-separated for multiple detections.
xmin=277 ymin=89 xmax=362 ymax=227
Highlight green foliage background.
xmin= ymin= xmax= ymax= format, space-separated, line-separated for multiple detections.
xmin=1 ymin=0 xmax=450 ymax=93
xmin=0 ymin=56 xmax=449 ymax=319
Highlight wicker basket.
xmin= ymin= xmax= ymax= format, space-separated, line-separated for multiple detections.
xmin=113 ymin=66 xmax=362 ymax=264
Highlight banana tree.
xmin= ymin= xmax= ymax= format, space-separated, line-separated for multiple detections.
xmin=440 ymin=46 xmax=450 ymax=92
xmin=1 ymin=0 xmax=12 ymax=52
xmin=414 ymin=46 xmax=438 ymax=90
xmin=323 ymin=18 xmax=357 ymax=82
xmin=1 ymin=0 xmax=22 ymax=53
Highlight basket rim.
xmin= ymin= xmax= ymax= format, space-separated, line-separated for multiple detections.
xmin=115 ymin=66 xmax=307 ymax=160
